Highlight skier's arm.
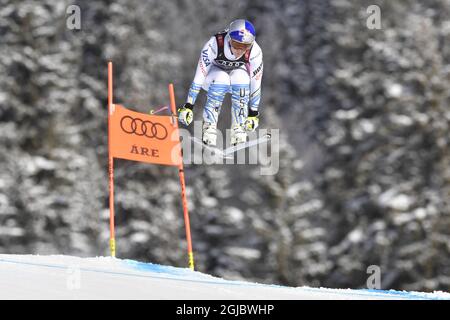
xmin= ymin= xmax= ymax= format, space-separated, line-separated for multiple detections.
xmin=243 ymin=47 xmax=263 ymax=131
xmin=248 ymin=49 xmax=263 ymax=116
xmin=186 ymin=37 xmax=217 ymax=106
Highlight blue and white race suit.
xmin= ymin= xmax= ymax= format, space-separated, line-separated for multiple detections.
xmin=186 ymin=32 xmax=263 ymax=127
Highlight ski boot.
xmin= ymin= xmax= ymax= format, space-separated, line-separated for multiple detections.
xmin=202 ymin=122 xmax=217 ymax=146
xmin=230 ymin=124 xmax=247 ymax=146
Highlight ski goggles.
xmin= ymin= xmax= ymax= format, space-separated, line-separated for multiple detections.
xmin=230 ymin=39 xmax=253 ymax=51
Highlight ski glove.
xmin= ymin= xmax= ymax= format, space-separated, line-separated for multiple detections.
xmin=244 ymin=109 xmax=259 ymax=131
xmin=178 ymin=103 xmax=194 ymax=126
xmin=244 ymin=116 xmax=259 ymax=131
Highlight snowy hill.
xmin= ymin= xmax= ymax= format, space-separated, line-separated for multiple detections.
xmin=0 ymin=255 xmax=449 ymax=300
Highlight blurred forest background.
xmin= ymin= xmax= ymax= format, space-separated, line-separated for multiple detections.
xmin=0 ymin=0 xmax=449 ymax=292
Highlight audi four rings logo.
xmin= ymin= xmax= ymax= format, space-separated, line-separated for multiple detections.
xmin=120 ymin=116 xmax=168 ymax=140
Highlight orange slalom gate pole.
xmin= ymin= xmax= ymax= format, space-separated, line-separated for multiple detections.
xmin=108 ymin=62 xmax=116 ymax=258
xmin=168 ymin=83 xmax=195 ymax=270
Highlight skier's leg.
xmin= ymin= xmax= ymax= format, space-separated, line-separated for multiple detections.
xmin=202 ymin=66 xmax=230 ymax=146
xmin=230 ymin=68 xmax=250 ymax=145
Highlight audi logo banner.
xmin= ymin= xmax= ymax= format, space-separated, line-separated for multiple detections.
xmin=109 ymin=104 xmax=182 ymax=166
xmin=120 ymin=116 xmax=169 ymax=140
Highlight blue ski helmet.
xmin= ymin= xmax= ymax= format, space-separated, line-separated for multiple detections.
xmin=228 ymin=19 xmax=256 ymax=45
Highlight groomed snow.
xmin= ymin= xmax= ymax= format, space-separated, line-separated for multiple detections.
xmin=0 ymin=254 xmax=449 ymax=300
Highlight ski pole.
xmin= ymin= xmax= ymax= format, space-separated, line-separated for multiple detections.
xmin=149 ymin=105 xmax=169 ymax=115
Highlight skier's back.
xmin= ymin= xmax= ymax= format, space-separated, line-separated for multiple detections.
xmin=178 ymin=19 xmax=264 ymax=146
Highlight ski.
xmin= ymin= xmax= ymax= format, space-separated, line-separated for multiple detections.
xmin=190 ymin=132 xmax=271 ymax=160
xmin=223 ymin=133 xmax=271 ymax=156
xmin=190 ymin=136 xmax=233 ymax=159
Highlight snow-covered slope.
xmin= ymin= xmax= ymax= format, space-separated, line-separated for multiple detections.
xmin=0 ymin=254 xmax=448 ymax=300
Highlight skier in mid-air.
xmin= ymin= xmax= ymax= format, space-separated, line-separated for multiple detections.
xmin=178 ymin=19 xmax=263 ymax=146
